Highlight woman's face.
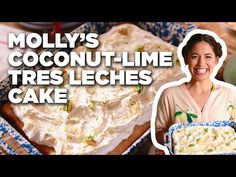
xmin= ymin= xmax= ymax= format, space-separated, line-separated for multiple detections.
xmin=186 ymin=41 xmax=218 ymax=82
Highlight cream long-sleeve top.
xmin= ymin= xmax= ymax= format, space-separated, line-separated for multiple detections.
xmin=156 ymin=83 xmax=236 ymax=133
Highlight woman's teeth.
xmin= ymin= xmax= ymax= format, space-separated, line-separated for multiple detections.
xmin=195 ymin=68 xmax=207 ymax=74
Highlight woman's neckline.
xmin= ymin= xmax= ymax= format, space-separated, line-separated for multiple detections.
xmin=183 ymin=83 xmax=214 ymax=113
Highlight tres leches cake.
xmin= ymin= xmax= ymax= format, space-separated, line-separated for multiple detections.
xmin=7 ymin=24 xmax=184 ymax=154
xmin=173 ymin=126 xmax=236 ymax=154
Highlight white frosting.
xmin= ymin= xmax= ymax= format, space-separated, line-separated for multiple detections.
xmin=173 ymin=126 xmax=236 ymax=154
xmin=12 ymin=24 xmax=184 ymax=154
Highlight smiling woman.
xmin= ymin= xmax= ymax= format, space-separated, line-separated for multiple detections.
xmin=155 ymin=30 xmax=236 ymax=147
xmin=182 ymin=34 xmax=222 ymax=82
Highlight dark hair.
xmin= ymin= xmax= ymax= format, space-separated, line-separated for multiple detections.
xmin=182 ymin=34 xmax=223 ymax=60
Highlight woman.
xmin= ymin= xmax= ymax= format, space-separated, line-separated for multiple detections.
xmin=156 ymin=32 xmax=236 ymax=145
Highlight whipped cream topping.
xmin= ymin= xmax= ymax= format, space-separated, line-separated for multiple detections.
xmin=173 ymin=126 xmax=236 ymax=154
xmin=12 ymin=24 xmax=184 ymax=154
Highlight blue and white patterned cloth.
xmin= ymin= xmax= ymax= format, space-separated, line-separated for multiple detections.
xmin=0 ymin=116 xmax=41 ymax=155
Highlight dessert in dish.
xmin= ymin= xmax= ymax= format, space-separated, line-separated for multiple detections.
xmin=4 ymin=23 xmax=184 ymax=154
xmin=173 ymin=126 xmax=236 ymax=154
